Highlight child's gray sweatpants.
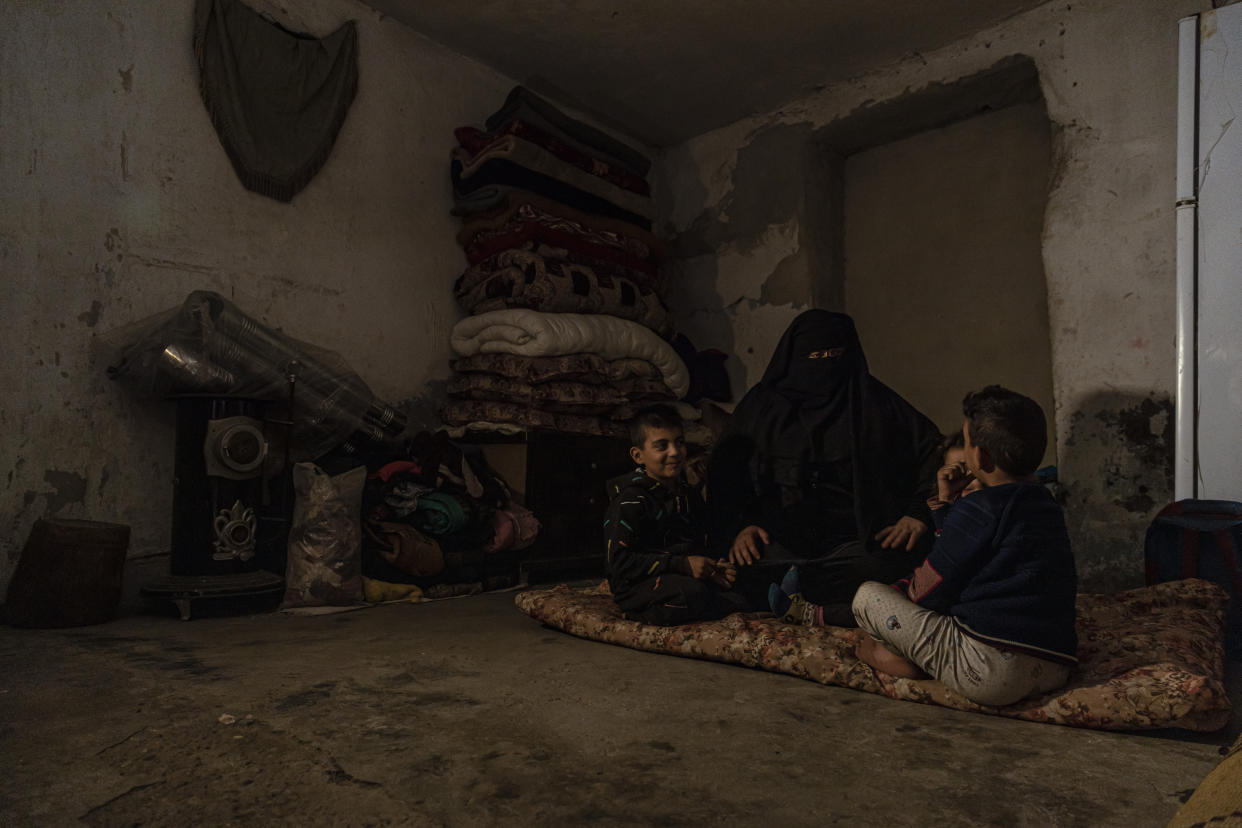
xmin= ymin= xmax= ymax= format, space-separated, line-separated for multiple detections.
xmin=851 ymin=581 xmax=1071 ymax=706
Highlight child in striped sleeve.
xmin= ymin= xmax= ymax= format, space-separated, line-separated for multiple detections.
xmin=604 ymin=404 xmax=748 ymax=625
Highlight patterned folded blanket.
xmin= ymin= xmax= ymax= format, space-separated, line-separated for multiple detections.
xmin=452 ymin=139 xmax=652 ymax=220
xmin=456 ymin=124 xmax=650 ymax=197
xmin=448 ymin=372 xmax=671 ymax=413
xmin=441 ymin=400 xmax=627 ymax=439
xmin=463 ymin=245 xmax=659 ymax=299
xmin=485 ymin=85 xmax=652 ymax=178
xmin=452 ymin=159 xmax=652 ymax=232
xmin=515 ymin=579 xmax=1232 ymax=732
xmin=534 ymin=244 xmax=663 ymax=296
xmin=460 ymin=203 xmax=660 ymax=276
xmin=457 ymin=190 xmax=663 ymax=259
xmin=452 ymin=353 xmax=661 ymax=386
xmin=454 ymin=253 xmax=671 ymax=338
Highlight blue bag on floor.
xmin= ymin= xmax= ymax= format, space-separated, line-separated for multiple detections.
xmin=1144 ymin=499 xmax=1242 ymax=659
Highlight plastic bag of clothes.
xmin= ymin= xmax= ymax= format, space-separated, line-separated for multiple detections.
xmin=282 ymin=463 xmax=365 ymax=608
xmin=105 ymin=290 xmax=405 ymax=460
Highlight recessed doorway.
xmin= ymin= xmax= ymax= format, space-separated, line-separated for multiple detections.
xmin=841 ymin=100 xmax=1056 ymax=457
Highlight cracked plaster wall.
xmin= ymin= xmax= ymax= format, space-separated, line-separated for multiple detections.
xmin=654 ymin=0 xmax=1214 ymax=591
xmin=0 ymin=0 xmax=519 ymax=593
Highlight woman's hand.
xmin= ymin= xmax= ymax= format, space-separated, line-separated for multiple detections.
xmin=729 ymin=525 xmax=771 ymax=565
xmin=710 ymin=558 xmax=737 ymax=588
xmin=875 ymin=516 xmax=929 ymax=551
xmin=684 ymin=556 xmax=737 ymax=588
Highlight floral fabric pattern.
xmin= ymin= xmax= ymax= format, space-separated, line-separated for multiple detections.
xmin=451 ymin=353 xmax=661 ymax=386
xmin=448 ymin=373 xmax=672 ymax=416
xmin=441 ymin=400 xmax=627 ymax=439
xmin=454 ymin=251 xmax=671 ymax=337
xmin=459 ymin=203 xmax=659 ymax=270
xmin=514 ymin=578 xmax=1231 ymax=732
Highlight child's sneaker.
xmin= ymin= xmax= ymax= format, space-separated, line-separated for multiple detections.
xmin=770 ymin=565 xmax=824 ymax=625
xmin=768 ymin=583 xmax=792 ymax=616
xmin=768 ymin=564 xmax=803 ymax=616
xmin=784 ymin=593 xmax=825 ymax=627
xmin=779 ymin=565 xmax=801 ymax=597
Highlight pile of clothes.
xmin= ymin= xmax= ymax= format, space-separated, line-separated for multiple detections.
xmin=442 ymin=86 xmax=690 ymax=439
xmin=360 ymin=431 xmax=538 ymax=591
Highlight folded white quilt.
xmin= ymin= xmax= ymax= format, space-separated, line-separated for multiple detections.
xmin=450 ymin=310 xmax=689 ymax=398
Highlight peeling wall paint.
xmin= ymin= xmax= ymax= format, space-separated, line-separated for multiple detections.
xmin=0 ymin=0 xmax=521 ymax=593
xmin=659 ymin=122 xmax=821 ymax=397
xmin=655 ymin=0 xmax=1213 ymax=589
xmin=1062 ymin=392 xmax=1175 ymax=591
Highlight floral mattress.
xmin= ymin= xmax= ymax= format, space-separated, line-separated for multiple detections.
xmin=515 ymin=578 xmax=1231 ymax=731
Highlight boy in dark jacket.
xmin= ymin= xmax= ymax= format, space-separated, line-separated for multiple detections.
xmin=605 ymin=404 xmax=748 ymax=625
xmin=851 ymin=385 xmax=1077 ymax=706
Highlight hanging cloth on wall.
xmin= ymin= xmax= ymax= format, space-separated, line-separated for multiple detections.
xmin=193 ymin=0 xmax=358 ymax=202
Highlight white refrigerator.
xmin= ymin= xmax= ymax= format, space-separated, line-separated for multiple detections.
xmin=1176 ymin=3 xmax=1242 ymax=501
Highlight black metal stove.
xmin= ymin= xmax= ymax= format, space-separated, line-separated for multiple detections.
xmin=142 ymin=395 xmax=287 ymax=619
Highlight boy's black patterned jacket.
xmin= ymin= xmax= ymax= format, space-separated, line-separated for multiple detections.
xmin=603 ymin=468 xmax=706 ymax=596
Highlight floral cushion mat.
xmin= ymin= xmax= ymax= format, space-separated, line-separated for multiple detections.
xmin=515 ymin=578 xmax=1231 ymax=731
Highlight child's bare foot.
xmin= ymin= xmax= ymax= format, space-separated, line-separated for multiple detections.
xmin=856 ymin=636 xmax=928 ymax=679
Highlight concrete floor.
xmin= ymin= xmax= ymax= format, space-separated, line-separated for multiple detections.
xmin=0 ymin=588 xmax=1236 ymax=827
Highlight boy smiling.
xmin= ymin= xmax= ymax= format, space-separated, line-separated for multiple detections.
xmin=603 ymin=404 xmax=748 ymax=625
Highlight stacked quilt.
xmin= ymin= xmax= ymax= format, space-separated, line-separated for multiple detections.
xmin=445 ymin=87 xmax=685 ymax=439
xmin=444 ymin=313 xmax=691 ymax=438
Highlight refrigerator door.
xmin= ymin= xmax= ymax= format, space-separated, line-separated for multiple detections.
xmin=1195 ymin=4 xmax=1242 ymax=500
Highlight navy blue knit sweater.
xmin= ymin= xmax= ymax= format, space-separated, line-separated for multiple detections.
xmin=894 ymin=482 xmax=1078 ymax=665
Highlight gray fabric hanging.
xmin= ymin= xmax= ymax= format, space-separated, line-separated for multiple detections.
xmin=193 ymin=0 xmax=358 ymax=202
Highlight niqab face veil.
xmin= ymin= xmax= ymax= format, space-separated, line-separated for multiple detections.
xmin=762 ymin=310 xmax=867 ymax=405
xmin=708 ymin=309 xmax=942 ymax=555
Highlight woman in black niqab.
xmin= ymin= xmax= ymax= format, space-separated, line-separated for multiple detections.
xmin=707 ymin=310 xmax=942 ymax=625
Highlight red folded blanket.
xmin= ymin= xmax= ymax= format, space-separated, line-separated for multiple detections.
xmin=456 ymin=122 xmax=650 ymax=197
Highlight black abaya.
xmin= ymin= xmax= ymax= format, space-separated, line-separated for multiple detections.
xmin=707 ymin=310 xmax=943 ymax=612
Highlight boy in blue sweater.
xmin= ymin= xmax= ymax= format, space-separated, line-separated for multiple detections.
xmin=851 ymin=385 xmax=1077 ymax=706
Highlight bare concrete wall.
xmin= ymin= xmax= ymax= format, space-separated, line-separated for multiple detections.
xmin=656 ymin=0 xmax=1210 ymax=591
xmin=0 ymin=0 xmax=519 ymax=592
xmin=843 ymin=101 xmax=1056 ymax=451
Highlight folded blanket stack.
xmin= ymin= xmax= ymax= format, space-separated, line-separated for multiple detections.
xmin=444 ymin=310 xmax=690 ymax=439
xmin=445 ymin=88 xmax=685 ymax=439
